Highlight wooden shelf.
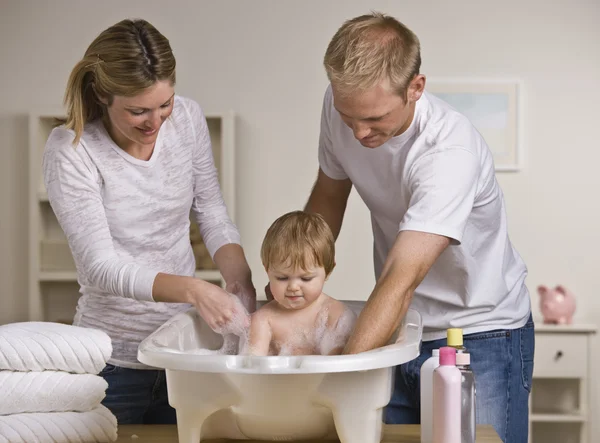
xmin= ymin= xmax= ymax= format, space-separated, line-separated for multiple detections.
xmin=534 ymin=323 xmax=597 ymax=333
xmin=39 ymin=270 xmax=222 ymax=282
xmin=194 ymin=270 xmax=221 ymax=281
xmin=529 ymin=328 xmax=596 ymax=443
xmin=39 ymin=271 xmax=78 ymax=282
xmin=531 ymin=413 xmax=585 ymax=423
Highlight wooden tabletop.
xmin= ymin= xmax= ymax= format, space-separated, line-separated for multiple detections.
xmin=116 ymin=424 xmax=502 ymax=442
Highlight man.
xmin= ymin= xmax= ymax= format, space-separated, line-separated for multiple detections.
xmin=304 ymin=12 xmax=533 ymax=443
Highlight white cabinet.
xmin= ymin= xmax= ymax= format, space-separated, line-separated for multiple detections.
xmin=529 ymin=324 xmax=597 ymax=443
xmin=28 ymin=108 xmax=235 ymax=323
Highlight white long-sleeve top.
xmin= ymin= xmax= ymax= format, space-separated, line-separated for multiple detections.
xmin=42 ymin=96 xmax=241 ymax=368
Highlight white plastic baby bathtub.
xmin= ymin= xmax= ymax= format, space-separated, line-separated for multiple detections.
xmin=138 ymin=301 xmax=422 ymax=443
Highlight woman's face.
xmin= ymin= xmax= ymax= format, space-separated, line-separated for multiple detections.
xmin=102 ymin=80 xmax=175 ymax=149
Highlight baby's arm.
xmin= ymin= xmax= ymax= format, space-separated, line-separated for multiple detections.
xmin=320 ymin=302 xmax=357 ymax=356
xmin=246 ymin=310 xmax=273 ymax=356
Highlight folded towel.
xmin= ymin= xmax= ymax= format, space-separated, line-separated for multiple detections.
xmin=0 ymin=371 xmax=108 ymax=415
xmin=0 ymin=322 xmax=111 ymax=374
xmin=0 ymin=405 xmax=117 ymax=443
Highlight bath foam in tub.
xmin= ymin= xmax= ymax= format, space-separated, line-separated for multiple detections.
xmin=197 ymin=290 xmax=358 ymax=358
xmin=138 ymin=300 xmax=422 ymax=443
xmin=198 ymin=292 xmax=252 ymax=356
xmin=274 ymin=304 xmax=357 ymax=356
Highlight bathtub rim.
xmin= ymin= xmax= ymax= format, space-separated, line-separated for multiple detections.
xmin=138 ymin=302 xmax=422 ymax=374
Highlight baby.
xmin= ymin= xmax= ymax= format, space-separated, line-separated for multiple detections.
xmin=245 ymin=211 xmax=356 ymax=356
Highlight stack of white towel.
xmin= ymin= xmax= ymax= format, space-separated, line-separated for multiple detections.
xmin=0 ymin=322 xmax=118 ymax=442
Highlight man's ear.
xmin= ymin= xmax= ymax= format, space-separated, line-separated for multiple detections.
xmin=408 ymin=74 xmax=426 ymax=103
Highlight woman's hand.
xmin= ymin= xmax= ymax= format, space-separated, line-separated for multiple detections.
xmin=189 ymin=281 xmax=250 ymax=333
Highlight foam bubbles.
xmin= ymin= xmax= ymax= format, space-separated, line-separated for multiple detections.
xmin=199 ymin=291 xmax=251 ymax=355
xmin=319 ymin=307 xmax=357 ymax=355
xmin=193 ymin=300 xmax=357 ymax=357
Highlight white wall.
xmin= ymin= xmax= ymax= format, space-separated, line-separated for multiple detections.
xmin=3 ymin=0 xmax=599 ymax=317
xmin=1 ymin=0 xmax=599 ymax=434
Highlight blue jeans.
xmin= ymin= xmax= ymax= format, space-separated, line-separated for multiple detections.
xmin=385 ymin=314 xmax=534 ymax=443
xmin=100 ymin=364 xmax=177 ymax=424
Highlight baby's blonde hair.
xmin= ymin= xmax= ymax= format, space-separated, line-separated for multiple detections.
xmin=324 ymin=11 xmax=421 ymax=98
xmin=261 ymin=211 xmax=335 ymax=276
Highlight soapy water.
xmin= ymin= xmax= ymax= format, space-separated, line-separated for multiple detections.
xmin=191 ymin=294 xmax=357 ymax=357
xmin=276 ymin=306 xmax=357 ymax=356
xmin=202 ymin=290 xmax=252 ymax=356
xmin=317 ymin=307 xmax=357 ymax=356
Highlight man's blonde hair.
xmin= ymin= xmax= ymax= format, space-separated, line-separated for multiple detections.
xmin=261 ymin=211 xmax=335 ymax=276
xmin=324 ymin=12 xmax=421 ymax=97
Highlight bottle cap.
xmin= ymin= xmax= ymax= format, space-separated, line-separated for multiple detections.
xmin=456 ymin=352 xmax=470 ymax=366
xmin=447 ymin=328 xmax=463 ymax=347
xmin=432 ymin=349 xmax=440 ymax=357
xmin=438 ymin=347 xmax=456 ymax=366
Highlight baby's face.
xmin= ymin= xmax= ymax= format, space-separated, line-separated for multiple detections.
xmin=266 ymin=263 xmax=327 ymax=310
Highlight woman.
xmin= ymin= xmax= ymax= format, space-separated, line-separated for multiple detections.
xmin=42 ymin=18 xmax=256 ymax=424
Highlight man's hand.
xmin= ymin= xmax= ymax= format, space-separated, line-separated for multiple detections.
xmin=343 ymin=230 xmax=450 ymax=354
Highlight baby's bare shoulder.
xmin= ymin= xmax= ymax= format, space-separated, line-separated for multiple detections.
xmin=323 ymin=296 xmax=355 ymax=326
xmin=251 ymin=302 xmax=277 ymax=323
xmin=254 ymin=303 xmax=297 ymax=331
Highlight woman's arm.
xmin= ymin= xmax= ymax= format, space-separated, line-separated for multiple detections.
xmin=184 ymin=99 xmax=256 ymax=303
xmin=215 ymin=244 xmax=256 ymax=313
xmin=43 ymin=129 xmax=158 ymax=301
xmin=152 ymin=272 xmax=248 ymax=330
xmin=42 ymin=128 xmax=245 ymax=330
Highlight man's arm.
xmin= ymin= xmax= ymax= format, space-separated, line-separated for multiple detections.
xmin=304 ymin=168 xmax=352 ymax=241
xmin=343 ymin=230 xmax=450 ymax=354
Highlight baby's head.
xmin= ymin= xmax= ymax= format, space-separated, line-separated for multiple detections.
xmin=261 ymin=211 xmax=335 ymax=310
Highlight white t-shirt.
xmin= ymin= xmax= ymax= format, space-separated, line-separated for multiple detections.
xmin=318 ymin=86 xmax=531 ymax=341
xmin=43 ymin=96 xmax=241 ymax=368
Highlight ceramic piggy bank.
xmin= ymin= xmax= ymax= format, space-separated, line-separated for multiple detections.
xmin=537 ymin=285 xmax=576 ymax=325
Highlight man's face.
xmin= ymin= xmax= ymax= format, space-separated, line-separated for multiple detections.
xmin=332 ymin=76 xmax=424 ymax=149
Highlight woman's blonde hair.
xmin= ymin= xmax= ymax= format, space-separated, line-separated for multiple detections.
xmin=323 ymin=12 xmax=421 ymax=98
xmin=261 ymin=211 xmax=336 ymax=276
xmin=63 ymin=19 xmax=176 ymax=145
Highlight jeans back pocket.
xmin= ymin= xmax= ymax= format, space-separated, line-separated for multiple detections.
xmin=519 ymin=322 xmax=535 ymax=392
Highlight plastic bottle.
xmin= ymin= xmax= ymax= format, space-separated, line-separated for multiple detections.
xmin=432 ymin=347 xmax=461 ymax=443
xmin=420 ymin=349 xmax=440 ymax=443
xmin=456 ymin=352 xmax=476 ymax=443
xmin=446 ymin=328 xmax=467 ymax=353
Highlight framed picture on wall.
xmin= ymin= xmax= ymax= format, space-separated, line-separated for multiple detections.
xmin=425 ymin=78 xmax=522 ymax=172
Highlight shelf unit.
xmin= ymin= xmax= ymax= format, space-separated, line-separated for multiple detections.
xmin=28 ymin=108 xmax=236 ymax=323
xmin=528 ymin=323 xmax=597 ymax=443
